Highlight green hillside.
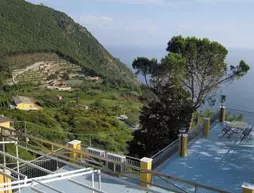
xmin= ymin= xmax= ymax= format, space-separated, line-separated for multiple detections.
xmin=0 ymin=0 xmax=137 ymax=87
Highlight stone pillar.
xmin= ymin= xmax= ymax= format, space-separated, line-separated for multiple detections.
xmin=220 ymin=106 xmax=226 ymax=122
xmin=179 ymin=134 xmax=188 ymax=157
xmin=203 ymin=118 xmax=211 ymax=137
xmin=0 ymin=169 xmax=12 ymax=193
xmin=68 ymin=140 xmax=81 ymax=161
xmin=242 ymin=183 xmax=254 ymax=193
xmin=140 ymin=157 xmax=153 ymax=187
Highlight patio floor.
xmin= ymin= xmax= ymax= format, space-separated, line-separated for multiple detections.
xmin=155 ymin=122 xmax=254 ymax=193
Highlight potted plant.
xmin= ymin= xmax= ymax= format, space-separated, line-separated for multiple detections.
xmin=220 ymin=95 xmax=226 ymax=107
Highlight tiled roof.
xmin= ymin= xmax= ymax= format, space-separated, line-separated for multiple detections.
xmin=0 ymin=115 xmax=11 ymax=123
xmin=13 ymin=96 xmax=34 ymax=105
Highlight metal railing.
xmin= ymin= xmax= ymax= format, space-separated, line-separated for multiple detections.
xmin=226 ymin=108 xmax=254 ymax=125
xmin=151 ymin=139 xmax=179 ymax=169
xmin=0 ymin=126 xmax=229 ymax=193
xmin=151 ymin=111 xmax=220 ymax=169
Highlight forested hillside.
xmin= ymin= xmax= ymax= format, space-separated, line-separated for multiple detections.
xmin=0 ymin=0 xmax=137 ymax=88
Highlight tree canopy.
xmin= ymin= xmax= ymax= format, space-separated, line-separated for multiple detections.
xmin=128 ymin=80 xmax=194 ymax=157
xmin=132 ymin=57 xmax=157 ymax=85
xmin=165 ymin=36 xmax=250 ymax=109
xmin=128 ymin=35 xmax=250 ymax=157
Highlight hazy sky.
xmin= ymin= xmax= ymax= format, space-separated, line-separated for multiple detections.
xmin=27 ymin=0 xmax=254 ymax=49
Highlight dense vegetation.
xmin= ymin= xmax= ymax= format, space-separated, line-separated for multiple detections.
xmin=0 ymin=83 xmax=141 ymax=153
xmin=0 ymin=0 xmax=138 ymax=88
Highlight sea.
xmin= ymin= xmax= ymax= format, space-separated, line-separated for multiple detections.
xmin=108 ymin=46 xmax=254 ymax=112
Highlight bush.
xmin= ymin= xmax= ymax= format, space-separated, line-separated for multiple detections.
xmin=47 ymin=73 xmax=58 ymax=80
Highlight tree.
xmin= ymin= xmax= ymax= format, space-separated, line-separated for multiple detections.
xmin=47 ymin=73 xmax=58 ymax=80
xmin=165 ymin=36 xmax=250 ymax=109
xmin=132 ymin=57 xmax=157 ymax=85
xmin=128 ymin=81 xmax=194 ymax=157
xmin=62 ymin=72 xmax=70 ymax=80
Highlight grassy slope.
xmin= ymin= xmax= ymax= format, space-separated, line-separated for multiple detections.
xmin=0 ymin=0 xmax=137 ymax=87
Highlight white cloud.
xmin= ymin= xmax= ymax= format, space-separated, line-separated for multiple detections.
xmin=90 ymin=0 xmax=174 ymax=6
xmin=77 ymin=15 xmax=114 ymax=28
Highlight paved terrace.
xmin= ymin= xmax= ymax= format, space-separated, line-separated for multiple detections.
xmin=155 ymin=121 xmax=254 ymax=193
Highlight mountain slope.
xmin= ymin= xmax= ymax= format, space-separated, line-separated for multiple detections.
xmin=0 ymin=0 xmax=137 ymax=87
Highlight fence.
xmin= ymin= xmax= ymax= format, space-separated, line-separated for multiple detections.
xmin=226 ymin=108 xmax=254 ymax=125
xmin=0 ymin=126 xmax=229 ymax=193
xmin=151 ymin=111 xmax=220 ymax=169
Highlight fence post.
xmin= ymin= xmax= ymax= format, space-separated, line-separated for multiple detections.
xmin=179 ymin=133 xmax=188 ymax=157
xmin=0 ymin=169 xmax=12 ymax=193
xmin=140 ymin=157 xmax=153 ymax=187
xmin=68 ymin=140 xmax=81 ymax=162
xmin=242 ymin=183 xmax=254 ymax=193
xmin=220 ymin=105 xmax=226 ymax=122
xmin=203 ymin=118 xmax=210 ymax=137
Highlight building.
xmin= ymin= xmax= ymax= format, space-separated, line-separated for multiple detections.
xmin=0 ymin=115 xmax=15 ymax=136
xmin=12 ymin=96 xmax=41 ymax=111
xmin=0 ymin=115 xmax=11 ymax=129
xmin=87 ymin=76 xmax=100 ymax=81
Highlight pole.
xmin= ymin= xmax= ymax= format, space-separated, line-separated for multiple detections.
xmin=92 ymin=172 xmax=95 ymax=193
xmin=16 ymin=142 xmax=21 ymax=193
xmin=2 ymin=128 xmax=6 ymax=167
xmin=98 ymin=170 xmax=102 ymax=190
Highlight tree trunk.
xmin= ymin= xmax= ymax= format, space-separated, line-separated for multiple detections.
xmin=188 ymin=112 xmax=195 ymax=131
xmin=144 ymin=75 xmax=148 ymax=86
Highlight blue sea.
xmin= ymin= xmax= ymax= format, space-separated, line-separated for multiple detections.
xmin=108 ymin=46 xmax=254 ymax=112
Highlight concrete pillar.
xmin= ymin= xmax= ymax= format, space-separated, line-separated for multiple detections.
xmin=203 ymin=118 xmax=211 ymax=137
xmin=140 ymin=157 xmax=153 ymax=187
xmin=242 ymin=183 xmax=254 ymax=193
xmin=0 ymin=169 xmax=12 ymax=193
xmin=220 ymin=106 xmax=226 ymax=122
xmin=68 ymin=140 xmax=81 ymax=161
xmin=179 ymin=134 xmax=188 ymax=157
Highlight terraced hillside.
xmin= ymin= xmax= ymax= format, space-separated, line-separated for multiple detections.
xmin=0 ymin=0 xmax=138 ymax=88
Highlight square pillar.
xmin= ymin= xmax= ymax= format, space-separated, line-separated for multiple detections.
xmin=179 ymin=134 xmax=188 ymax=157
xmin=220 ymin=106 xmax=226 ymax=122
xmin=0 ymin=169 xmax=12 ymax=193
xmin=68 ymin=140 xmax=81 ymax=161
xmin=203 ymin=118 xmax=210 ymax=137
xmin=140 ymin=157 xmax=153 ymax=187
xmin=242 ymin=183 xmax=254 ymax=193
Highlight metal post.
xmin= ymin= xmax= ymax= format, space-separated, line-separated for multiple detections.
xmin=3 ymin=136 xmax=6 ymax=167
xmin=16 ymin=141 xmax=21 ymax=193
xmin=98 ymin=170 xmax=102 ymax=190
xmin=91 ymin=172 xmax=95 ymax=193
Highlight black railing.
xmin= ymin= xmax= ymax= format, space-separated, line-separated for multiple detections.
xmin=226 ymin=108 xmax=254 ymax=125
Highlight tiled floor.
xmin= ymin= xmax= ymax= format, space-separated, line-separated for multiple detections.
xmin=156 ymin=122 xmax=254 ymax=193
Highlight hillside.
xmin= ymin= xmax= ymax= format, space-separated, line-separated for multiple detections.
xmin=0 ymin=0 xmax=137 ymax=88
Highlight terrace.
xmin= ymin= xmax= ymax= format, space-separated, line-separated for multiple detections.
xmin=155 ymin=108 xmax=254 ymax=193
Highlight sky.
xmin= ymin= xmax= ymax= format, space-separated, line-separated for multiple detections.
xmin=26 ymin=0 xmax=254 ymax=50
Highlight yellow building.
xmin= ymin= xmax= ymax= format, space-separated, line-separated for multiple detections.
xmin=12 ymin=96 xmax=41 ymax=111
xmin=0 ymin=115 xmax=12 ymax=136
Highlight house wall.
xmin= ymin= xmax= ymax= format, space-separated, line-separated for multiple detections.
xmin=0 ymin=121 xmax=10 ymax=129
xmin=0 ymin=121 xmax=11 ymax=136
xmin=16 ymin=103 xmax=37 ymax=111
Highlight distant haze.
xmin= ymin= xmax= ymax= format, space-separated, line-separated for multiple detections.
xmin=108 ymin=46 xmax=254 ymax=111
